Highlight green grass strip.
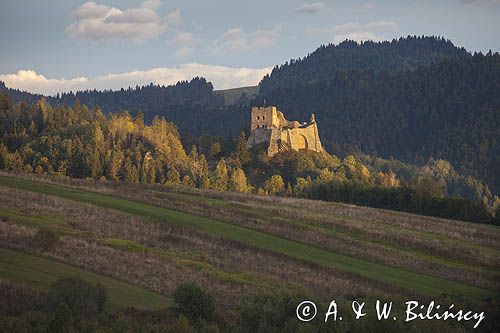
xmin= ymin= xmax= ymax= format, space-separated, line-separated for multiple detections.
xmin=0 ymin=175 xmax=494 ymax=299
xmin=0 ymin=248 xmax=170 ymax=310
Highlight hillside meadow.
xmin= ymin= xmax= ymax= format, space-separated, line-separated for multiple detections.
xmin=0 ymin=171 xmax=499 ymax=330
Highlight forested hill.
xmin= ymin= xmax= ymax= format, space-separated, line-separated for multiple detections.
xmin=0 ymin=81 xmax=43 ymax=105
xmin=255 ymin=38 xmax=500 ymax=195
xmin=259 ymin=36 xmax=470 ymax=94
xmin=0 ymin=78 xmax=248 ymax=137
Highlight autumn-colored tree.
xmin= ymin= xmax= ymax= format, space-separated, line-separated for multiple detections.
xmin=285 ymin=182 xmax=293 ymax=196
xmin=86 ymin=122 xmax=105 ymax=178
xmin=317 ymin=168 xmax=334 ymax=183
xmin=166 ymin=167 xmax=181 ymax=184
xmin=209 ymin=142 xmax=221 ymax=159
xmin=107 ymin=149 xmax=124 ymax=181
xmin=375 ymin=170 xmax=400 ymax=188
xmin=229 ymin=168 xmax=248 ymax=193
xmin=197 ymin=154 xmax=210 ymax=189
xmin=123 ymin=157 xmax=139 ymax=183
xmin=264 ymin=174 xmax=285 ymax=195
xmin=212 ymin=158 xmax=229 ymax=190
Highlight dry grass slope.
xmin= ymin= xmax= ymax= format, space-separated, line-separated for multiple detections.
xmin=1 ymin=172 xmax=498 ymax=304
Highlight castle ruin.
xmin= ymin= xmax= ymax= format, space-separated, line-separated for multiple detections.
xmin=247 ymin=106 xmax=323 ymax=157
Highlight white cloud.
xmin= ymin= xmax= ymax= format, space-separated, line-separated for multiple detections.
xmin=65 ymin=1 xmax=166 ymax=42
xmin=306 ymin=22 xmax=361 ymax=36
xmin=0 ymin=65 xmax=272 ymax=95
xmin=166 ymin=9 xmax=182 ymax=27
xmin=211 ymin=26 xmax=280 ymax=53
xmin=140 ymin=0 xmax=162 ymax=10
xmin=0 ymin=70 xmax=88 ymax=95
xmin=360 ymin=3 xmax=376 ymax=12
xmin=73 ymin=1 xmax=109 ymax=18
xmin=366 ymin=20 xmax=397 ymax=31
xmin=171 ymin=32 xmax=199 ymax=46
xmin=332 ymin=22 xmax=363 ymax=34
xmin=295 ymin=2 xmax=325 ymax=14
xmin=333 ymin=31 xmax=379 ymax=44
xmin=306 ymin=20 xmax=397 ymax=44
xmin=175 ymin=47 xmax=195 ymax=58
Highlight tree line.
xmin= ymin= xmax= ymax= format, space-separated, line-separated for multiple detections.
xmin=1 ymin=92 xmax=498 ymax=224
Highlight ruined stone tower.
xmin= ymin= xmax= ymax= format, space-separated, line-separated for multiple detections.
xmin=246 ymin=106 xmax=323 ymax=157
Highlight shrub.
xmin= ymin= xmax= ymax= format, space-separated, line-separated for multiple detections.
xmin=46 ymin=277 xmax=108 ymax=319
xmin=170 ymin=315 xmax=195 ymax=333
xmin=172 ymin=283 xmax=215 ymax=325
xmin=33 ymin=228 xmax=60 ymax=251
xmin=50 ymin=303 xmax=73 ymax=333
xmin=264 ymin=174 xmax=285 ymax=195
xmin=235 ymin=292 xmax=302 ymax=333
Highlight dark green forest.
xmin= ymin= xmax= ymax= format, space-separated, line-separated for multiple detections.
xmin=259 ymin=36 xmax=470 ymax=92
xmin=0 ymin=78 xmax=246 ymax=137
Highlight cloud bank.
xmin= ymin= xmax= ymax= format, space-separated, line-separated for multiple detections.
xmin=210 ymin=26 xmax=281 ymax=54
xmin=295 ymin=2 xmax=325 ymax=14
xmin=65 ymin=1 xmax=169 ymax=42
xmin=0 ymin=65 xmax=272 ymax=96
xmin=307 ymin=20 xmax=398 ymax=44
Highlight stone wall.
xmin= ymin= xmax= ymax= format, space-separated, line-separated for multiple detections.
xmin=248 ymin=106 xmax=324 ymax=157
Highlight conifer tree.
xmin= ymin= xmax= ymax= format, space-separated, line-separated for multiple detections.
xmin=213 ymin=158 xmax=229 ymax=190
xmin=229 ymin=168 xmax=248 ymax=193
xmin=234 ymin=131 xmax=250 ymax=166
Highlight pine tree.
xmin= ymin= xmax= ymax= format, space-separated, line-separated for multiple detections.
xmin=213 ymin=158 xmax=229 ymax=190
xmin=87 ymin=122 xmax=105 ymax=178
xmin=234 ymin=131 xmax=250 ymax=166
xmin=123 ymin=157 xmax=139 ymax=183
xmin=198 ymin=154 xmax=210 ymax=188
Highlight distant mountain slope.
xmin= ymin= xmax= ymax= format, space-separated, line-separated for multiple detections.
xmin=0 ymin=77 xmax=248 ymax=137
xmin=0 ymin=81 xmax=43 ymax=105
xmin=259 ymin=36 xmax=470 ymax=94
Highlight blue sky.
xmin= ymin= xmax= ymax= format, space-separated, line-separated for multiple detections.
xmin=0 ymin=0 xmax=499 ymax=95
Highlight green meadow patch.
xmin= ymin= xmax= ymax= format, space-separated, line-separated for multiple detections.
xmin=0 ymin=208 xmax=90 ymax=237
xmin=0 ymin=248 xmax=170 ymax=310
xmin=97 ymin=237 xmax=277 ymax=288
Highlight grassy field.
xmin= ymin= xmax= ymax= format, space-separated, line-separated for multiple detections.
xmin=0 ymin=174 xmax=496 ymax=300
xmin=215 ymin=85 xmax=259 ymax=105
xmin=0 ymin=248 xmax=170 ymax=310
